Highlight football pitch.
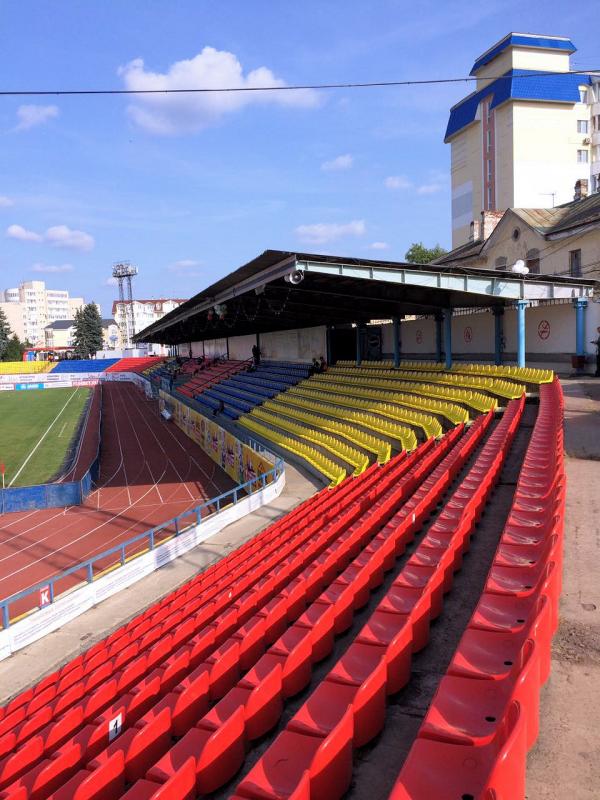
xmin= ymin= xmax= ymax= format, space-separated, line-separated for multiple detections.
xmin=0 ymin=387 xmax=90 ymax=488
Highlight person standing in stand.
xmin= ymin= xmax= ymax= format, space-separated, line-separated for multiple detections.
xmin=252 ymin=343 xmax=261 ymax=367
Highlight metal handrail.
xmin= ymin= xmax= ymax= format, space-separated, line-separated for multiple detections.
xmin=0 ymin=457 xmax=284 ymax=629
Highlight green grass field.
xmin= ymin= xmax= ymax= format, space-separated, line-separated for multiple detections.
xmin=0 ymin=387 xmax=90 ymax=488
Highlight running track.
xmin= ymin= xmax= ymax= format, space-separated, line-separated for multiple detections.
xmin=0 ymin=381 xmax=235 ymax=620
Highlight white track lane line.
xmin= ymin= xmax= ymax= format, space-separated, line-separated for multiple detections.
xmin=120 ymin=383 xmax=196 ymax=501
xmin=0 ymin=384 xmax=166 ymax=555
xmin=0 ymin=381 xmax=219 ymax=581
xmin=0 ymin=393 xmax=177 ymax=586
xmin=121 ymin=382 xmax=222 ymax=498
xmin=113 ymin=382 xmax=164 ymax=504
xmin=8 ymin=388 xmax=81 ymax=487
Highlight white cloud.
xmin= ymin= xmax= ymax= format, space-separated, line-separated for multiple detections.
xmin=295 ymin=219 xmax=366 ymax=246
xmin=45 ymin=225 xmax=95 ymax=252
xmin=6 ymin=224 xmax=42 ymax=242
xmin=369 ymin=241 xmax=390 ymax=250
xmin=0 ymin=196 xmax=14 ymax=208
xmin=321 ymin=154 xmax=353 ymax=172
xmin=168 ymin=259 xmax=203 ymax=277
xmin=119 ymin=47 xmax=320 ymax=135
xmin=385 ymin=175 xmax=412 ymax=190
xmin=105 ymin=277 xmax=118 ymax=287
xmin=15 ymin=104 xmax=59 ymax=131
xmin=5 ymin=223 xmax=94 ymax=251
xmin=416 ymin=182 xmax=444 ymax=195
xmin=31 ymin=262 xmax=74 ymax=273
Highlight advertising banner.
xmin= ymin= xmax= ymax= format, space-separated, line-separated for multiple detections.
xmin=159 ymin=391 xmax=274 ymax=486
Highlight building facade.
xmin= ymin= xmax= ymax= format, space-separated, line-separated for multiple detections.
xmin=447 ymin=33 xmax=597 ymax=248
xmin=112 ymin=298 xmax=187 ymax=345
xmin=44 ymin=318 xmax=121 ymax=351
xmin=1 ymin=280 xmax=85 ymax=346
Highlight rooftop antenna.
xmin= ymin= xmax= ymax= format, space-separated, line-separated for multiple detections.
xmin=539 ymin=191 xmax=557 ymax=208
xmin=112 ymin=262 xmax=138 ymax=348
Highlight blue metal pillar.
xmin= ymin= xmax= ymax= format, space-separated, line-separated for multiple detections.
xmin=443 ymin=309 xmax=453 ymax=369
xmin=516 ymin=300 xmax=527 ymax=368
xmin=356 ymin=325 xmax=362 ymax=366
xmin=435 ymin=314 xmax=443 ymax=363
xmin=493 ymin=307 xmax=504 ymax=366
xmin=575 ymin=298 xmax=587 ymax=357
xmin=392 ymin=316 xmax=401 ymax=368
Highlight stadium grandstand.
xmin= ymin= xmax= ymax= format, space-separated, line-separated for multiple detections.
xmin=0 ymin=249 xmax=595 ymax=799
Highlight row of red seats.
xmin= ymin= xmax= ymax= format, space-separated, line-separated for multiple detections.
xmin=229 ymin=398 xmax=524 ymax=800
xmin=0 ymin=430 xmax=459 ymax=797
xmin=176 ymin=361 xmax=247 ymax=399
xmin=105 ymin=358 xmax=164 ymax=374
xmin=115 ymin=419 xmax=486 ymax=798
xmin=391 ymin=379 xmax=564 ymax=799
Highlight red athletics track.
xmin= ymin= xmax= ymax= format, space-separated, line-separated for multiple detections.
xmin=0 ymin=381 xmax=236 ymax=621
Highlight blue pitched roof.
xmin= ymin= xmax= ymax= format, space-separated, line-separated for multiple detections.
xmin=445 ymin=69 xmax=591 ymax=141
xmin=471 ymin=34 xmax=576 ymax=75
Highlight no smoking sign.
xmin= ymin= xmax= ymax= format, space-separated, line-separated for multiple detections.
xmin=538 ymin=320 xmax=550 ymax=340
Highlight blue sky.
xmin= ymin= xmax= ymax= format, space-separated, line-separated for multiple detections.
xmin=0 ymin=0 xmax=596 ymax=315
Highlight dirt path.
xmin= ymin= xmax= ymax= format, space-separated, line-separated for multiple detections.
xmin=525 ymin=379 xmax=600 ymax=800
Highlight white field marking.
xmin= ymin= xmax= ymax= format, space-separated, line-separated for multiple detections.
xmin=8 ymin=389 xmax=81 ymax=488
xmin=119 ymin=382 xmax=195 ymax=501
xmin=112 ymin=381 xmax=164 ymax=505
xmin=104 ymin=383 xmax=132 ymax=507
xmin=0 ymin=383 xmax=159 ymax=543
xmin=0 ymin=467 xmax=170 ymax=585
xmin=121 ymin=381 xmax=222 ymax=498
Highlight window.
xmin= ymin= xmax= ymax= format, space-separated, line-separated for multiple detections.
xmin=569 ymin=249 xmax=582 ymax=277
xmin=512 ymin=227 xmax=521 ymax=241
xmin=487 ymin=159 xmax=492 ymax=181
xmin=486 ymin=129 xmax=492 ymax=150
xmin=526 ymin=248 xmax=540 ymax=274
xmin=487 ymin=184 xmax=493 ymax=207
xmin=577 ymin=120 xmax=589 ymax=134
xmin=577 ymin=149 xmax=589 ymax=163
xmin=495 ymin=256 xmax=507 ymax=270
xmin=579 ymin=87 xmax=588 ymax=103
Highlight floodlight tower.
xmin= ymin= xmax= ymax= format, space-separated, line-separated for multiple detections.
xmin=112 ymin=262 xmax=138 ymax=348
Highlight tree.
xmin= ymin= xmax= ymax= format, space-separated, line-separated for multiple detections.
xmin=72 ymin=303 xmax=104 ymax=358
xmin=0 ymin=307 xmax=11 ymax=359
xmin=405 ymin=242 xmax=448 ymax=264
xmin=2 ymin=334 xmax=25 ymax=362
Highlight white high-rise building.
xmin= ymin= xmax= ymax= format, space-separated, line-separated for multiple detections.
xmin=112 ymin=298 xmax=187 ymax=340
xmin=447 ymin=33 xmax=598 ymax=247
xmin=1 ymin=280 xmax=86 ymax=346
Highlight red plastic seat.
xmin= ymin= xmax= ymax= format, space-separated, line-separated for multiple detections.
xmin=390 ymin=701 xmax=527 ymax=800
xmin=147 ymin=705 xmax=245 ymax=794
xmin=119 ymin=757 xmax=195 ymax=799
xmin=45 ymin=751 xmax=125 ymax=800
xmin=357 ymin=611 xmax=412 ymax=694
xmin=236 ymin=708 xmax=353 ymax=800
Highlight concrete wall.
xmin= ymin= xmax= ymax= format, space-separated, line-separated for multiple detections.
xmin=392 ymin=300 xmax=600 ymax=361
xmin=192 ymin=325 xmax=327 ymax=364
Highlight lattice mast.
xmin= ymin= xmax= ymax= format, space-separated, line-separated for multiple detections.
xmin=112 ymin=262 xmax=138 ymax=348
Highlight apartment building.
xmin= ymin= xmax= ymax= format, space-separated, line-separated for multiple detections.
xmin=1 ymin=280 xmax=86 ymax=346
xmin=447 ymin=33 xmax=598 ymax=247
xmin=112 ymin=298 xmax=187 ymax=345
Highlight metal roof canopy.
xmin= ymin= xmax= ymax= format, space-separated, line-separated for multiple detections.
xmin=133 ymin=250 xmax=596 ymax=345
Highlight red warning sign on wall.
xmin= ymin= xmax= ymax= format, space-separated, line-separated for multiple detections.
xmin=464 ymin=326 xmax=473 ymax=343
xmin=416 ymin=329 xmax=423 ymax=344
xmin=538 ymin=320 xmax=551 ymax=340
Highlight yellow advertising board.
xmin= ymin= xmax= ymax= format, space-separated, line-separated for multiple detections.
xmin=159 ymin=391 xmax=274 ymax=489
